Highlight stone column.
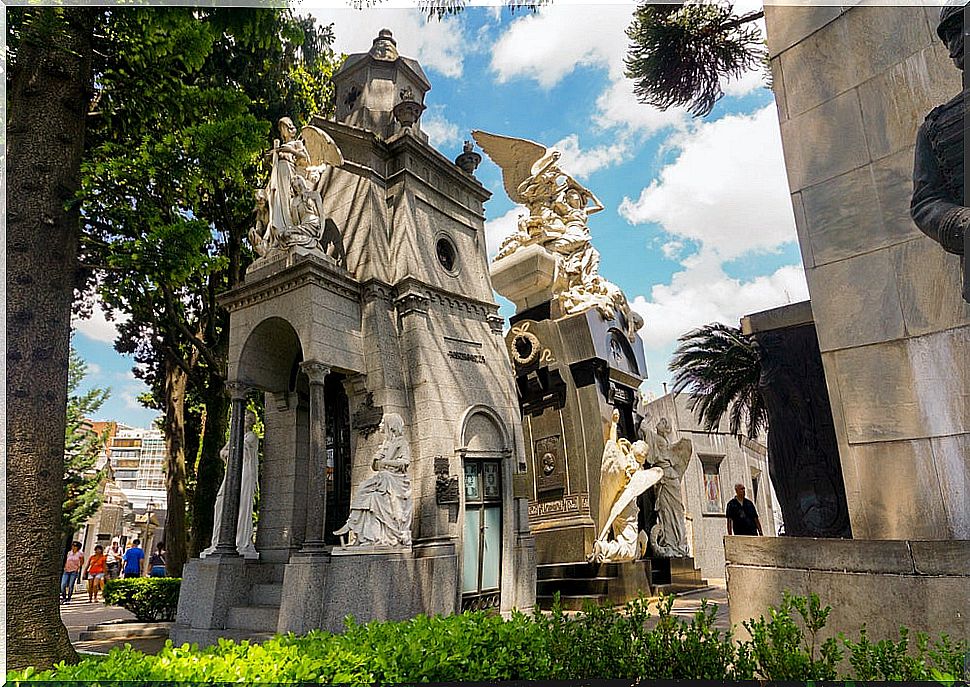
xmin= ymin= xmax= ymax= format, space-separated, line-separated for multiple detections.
xmin=300 ymin=360 xmax=330 ymax=553
xmin=212 ymin=381 xmax=250 ymax=556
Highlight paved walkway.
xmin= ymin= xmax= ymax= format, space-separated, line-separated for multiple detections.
xmin=60 ymin=598 xmax=169 ymax=655
xmin=61 ymin=579 xmax=731 ymax=656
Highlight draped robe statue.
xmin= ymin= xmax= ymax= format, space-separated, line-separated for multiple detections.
xmin=201 ymin=411 xmax=260 ymax=559
xmin=334 ymin=413 xmax=413 ymax=548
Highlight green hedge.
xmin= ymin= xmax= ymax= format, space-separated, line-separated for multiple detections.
xmin=8 ymin=592 xmax=968 ymax=683
xmin=102 ymin=577 xmax=180 ymax=622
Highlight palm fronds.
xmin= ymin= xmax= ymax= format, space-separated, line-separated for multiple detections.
xmin=669 ymin=322 xmax=767 ymax=440
xmin=625 ymin=1 xmax=766 ymax=117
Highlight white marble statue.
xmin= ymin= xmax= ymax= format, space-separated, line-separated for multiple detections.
xmin=639 ymin=416 xmax=692 ymax=558
xmin=589 ymin=410 xmax=664 ymax=563
xmin=248 ymin=116 xmax=345 ymax=261
xmin=471 ymin=130 xmax=643 ymax=341
xmin=334 ymin=413 xmax=413 ymax=548
xmin=201 ymin=411 xmax=260 ymax=559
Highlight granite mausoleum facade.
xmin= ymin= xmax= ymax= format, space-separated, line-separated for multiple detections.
xmin=172 ymin=31 xmax=535 ymax=646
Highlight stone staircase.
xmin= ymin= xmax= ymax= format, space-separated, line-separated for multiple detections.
xmin=536 ymin=558 xmax=707 ymax=610
xmin=223 ymin=564 xmax=285 ymax=642
xmin=78 ymin=621 xmax=172 ymax=642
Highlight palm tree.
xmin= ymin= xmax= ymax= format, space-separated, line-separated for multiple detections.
xmin=668 ymin=322 xmax=767 ymax=440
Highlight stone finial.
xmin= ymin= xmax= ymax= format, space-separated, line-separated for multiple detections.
xmin=392 ymin=89 xmax=426 ymax=129
xmin=455 ymin=140 xmax=482 ymax=175
xmin=370 ymin=28 xmax=399 ymax=61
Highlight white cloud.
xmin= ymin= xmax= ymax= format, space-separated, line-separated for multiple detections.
xmin=722 ymin=67 xmax=769 ymax=98
xmin=484 ymin=206 xmax=525 ymax=259
xmin=551 ymin=133 xmax=630 ymax=179
xmin=661 ymin=240 xmax=684 ymax=260
xmin=422 ymin=106 xmax=462 ymax=149
xmin=122 ymin=388 xmax=147 ymax=411
xmin=72 ymin=299 xmax=127 ymax=344
xmin=593 ymin=77 xmax=689 ymax=135
xmin=489 ymin=3 xmax=687 ymax=140
xmin=311 ymin=7 xmax=467 ymax=79
xmin=619 ymin=105 xmax=795 ymax=260
xmin=86 ymin=362 xmax=103 ymax=377
xmin=631 ymin=260 xmax=809 ymax=351
xmin=490 ymin=4 xmax=632 ymax=88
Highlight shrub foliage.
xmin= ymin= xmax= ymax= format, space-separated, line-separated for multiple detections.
xmin=102 ymin=577 xmax=181 ymax=622
xmin=8 ymin=592 xmax=968 ymax=683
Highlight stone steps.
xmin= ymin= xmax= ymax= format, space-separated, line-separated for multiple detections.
xmin=226 ymin=605 xmax=280 ymax=633
xmin=78 ymin=621 xmax=173 ymax=642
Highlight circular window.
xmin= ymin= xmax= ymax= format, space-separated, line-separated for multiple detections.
xmin=436 ymin=236 xmax=458 ymax=273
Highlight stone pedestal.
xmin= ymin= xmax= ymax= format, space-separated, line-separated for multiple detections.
xmin=499 ymin=304 xmax=646 ymax=564
xmin=278 ymin=544 xmax=459 ymax=634
xmin=726 ymin=536 xmax=970 ymax=641
xmin=170 ymin=556 xmax=251 ymax=646
xmin=490 ymin=244 xmax=558 ymax=312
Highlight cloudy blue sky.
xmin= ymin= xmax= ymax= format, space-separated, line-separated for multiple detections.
xmin=73 ymin=0 xmax=809 ymax=428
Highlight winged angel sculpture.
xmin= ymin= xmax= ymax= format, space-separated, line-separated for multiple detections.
xmin=249 ymin=117 xmax=345 ymax=263
xmin=589 ymin=410 xmax=664 ymax=563
xmin=472 ymin=130 xmax=644 ymax=341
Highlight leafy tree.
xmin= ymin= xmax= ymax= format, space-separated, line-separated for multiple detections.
xmin=63 ymin=348 xmax=111 ymax=548
xmin=7 ymin=6 xmax=97 ymax=670
xmin=78 ymin=7 xmax=340 ymax=574
xmin=669 ymin=322 xmax=767 ymax=440
xmin=625 ymin=2 xmax=767 ymax=117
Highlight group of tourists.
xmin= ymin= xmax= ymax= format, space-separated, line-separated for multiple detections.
xmin=60 ymin=538 xmax=167 ymax=604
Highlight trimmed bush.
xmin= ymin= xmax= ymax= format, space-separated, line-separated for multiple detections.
xmin=102 ymin=577 xmax=180 ymax=622
xmin=6 ymin=592 xmax=968 ymax=683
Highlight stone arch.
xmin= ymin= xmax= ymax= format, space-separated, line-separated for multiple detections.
xmin=458 ymin=405 xmax=510 ymax=455
xmin=237 ymin=316 xmax=303 ymax=392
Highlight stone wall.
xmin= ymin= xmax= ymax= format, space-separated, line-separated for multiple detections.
xmin=726 ymin=536 xmax=970 ymax=641
xmin=641 ymin=393 xmax=775 ymax=580
xmin=767 ymin=3 xmax=970 ymax=540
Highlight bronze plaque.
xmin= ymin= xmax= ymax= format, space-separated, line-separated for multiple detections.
xmin=535 ymin=435 xmax=565 ymax=493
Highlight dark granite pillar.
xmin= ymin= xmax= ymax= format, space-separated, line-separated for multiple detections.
xmin=300 ymin=360 xmax=330 ymax=553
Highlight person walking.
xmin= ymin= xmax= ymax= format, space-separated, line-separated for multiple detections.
xmin=83 ymin=544 xmax=107 ymax=602
xmin=60 ymin=541 xmax=84 ymax=604
xmin=726 ymin=483 xmax=763 ymax=536
xmin=105 ymin=538 xmax=123 ymax=580
xmin=148 ymin=542 xmax=166 ymax=577
xmin=123 ymin=538 xmax=145 ymax=578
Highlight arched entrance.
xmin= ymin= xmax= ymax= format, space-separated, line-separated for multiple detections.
xmin=459 ymin=408 xmax=510 ymax=611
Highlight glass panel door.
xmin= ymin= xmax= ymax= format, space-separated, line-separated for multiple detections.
xmin=461 ymin=458 xmax=502 ymax=611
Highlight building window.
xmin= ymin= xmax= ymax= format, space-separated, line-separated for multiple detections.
xmin=699 ymin=454 xmax=724 ymax=513
xmin=435 ymin=235 xmax=458 ymax=274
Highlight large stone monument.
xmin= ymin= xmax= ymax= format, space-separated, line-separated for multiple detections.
xmin=173 ymin=30 xmax=535 ymax=646
xmin=476 ymin=131 xmax=704 ymax=604
xmin=727 ymin=4 xmax=970 ymax=642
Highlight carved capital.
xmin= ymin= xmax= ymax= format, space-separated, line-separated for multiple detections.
xmin=487 ymin=314 xmax=505 ymax=334
xmin=300 ymin=360 xmax=331 ymax=385
xmin=225 ymin=381 xmax=250 ymax=401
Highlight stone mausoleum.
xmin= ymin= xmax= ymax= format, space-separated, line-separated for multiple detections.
xmin=173 ymin=30 xmax=535 ymax=645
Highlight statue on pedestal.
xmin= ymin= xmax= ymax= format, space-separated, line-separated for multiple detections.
xmin=201 ymin=410 xmax=260 ymax=559
xmin=911 ymin=1 xmax=969 ymax=303
xmin=638 ymin=417 xmax=692 ymax=558
xmin=334 ymin=413 xmax=413 ymax=548
xmin=472 ymin=130 xmax=644 ymax=340
xmin=589 ymin=410 xmax=663 ymax=563
xmin=248 ymin=116 xmax=346 ymax=264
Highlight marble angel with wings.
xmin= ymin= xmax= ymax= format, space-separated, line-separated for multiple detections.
xmin=589 ymin=410 xmax=664 ymax=563
xmin=471 ymin=129 xmax=643 ymax=341
xmin=249 ymin=117 xmax=346 ymax=264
